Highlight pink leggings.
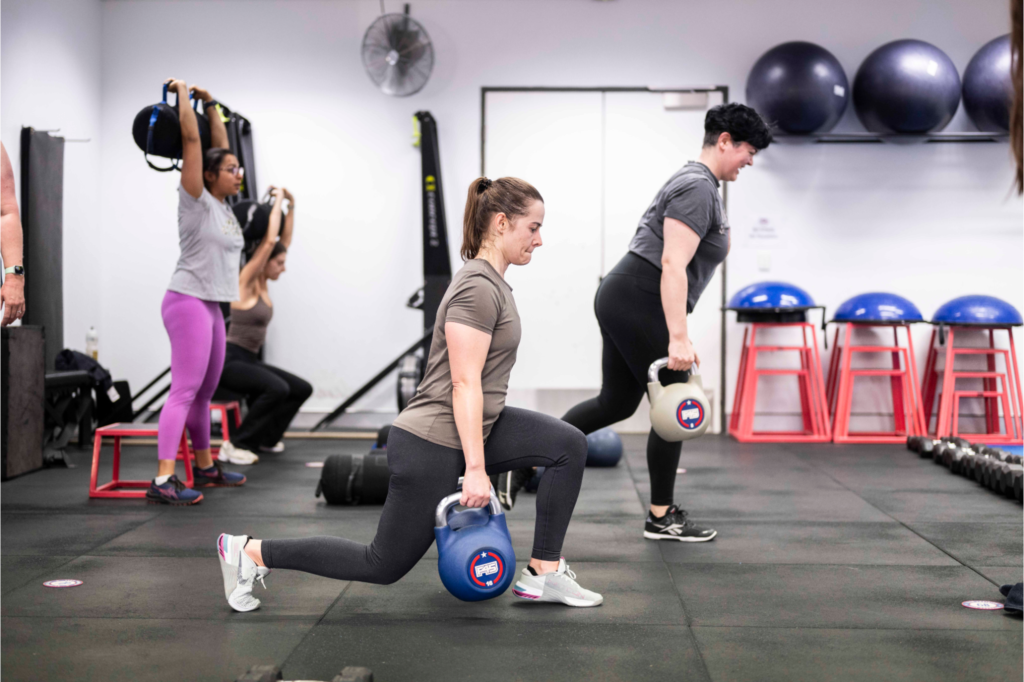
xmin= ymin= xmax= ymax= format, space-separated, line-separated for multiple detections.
xmin=158 ymin=291 xmax=226 ymax=461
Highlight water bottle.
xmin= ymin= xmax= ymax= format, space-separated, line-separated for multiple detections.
xmin=86 ymin=326 xmax=99 ymax=360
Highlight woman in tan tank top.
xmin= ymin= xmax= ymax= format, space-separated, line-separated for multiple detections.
xmin=217 ymin=187 xmax=312 ymax=465
xmin=216 ymin=177 xmax=603 ymax=611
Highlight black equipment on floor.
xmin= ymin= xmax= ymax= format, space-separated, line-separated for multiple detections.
xmin=376 ymin=424 xmax=392 ymax=449
xmin=20 ymin=127 xmax=64 ymax=371
xmin=314 ymin=111 xmax=451 ymax=430
xmin=132 ymin=83 xmax=211 ymax=172
xmin=96 ymin=380 xmax=133 ymax=427
xmin=43 ymin=370 xmax=91 ymax=467
xmin=315 ymin=452 xmax=391 ymax=505
xmin=1 ymin=326 xmax=45 ymax=480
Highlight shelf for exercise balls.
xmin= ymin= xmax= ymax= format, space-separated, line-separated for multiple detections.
xmin=772 ymin=131 xmax=1008 ymax=145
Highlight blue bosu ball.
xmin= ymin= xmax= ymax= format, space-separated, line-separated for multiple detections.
xmin=728 ymin=281 xmax=816 ymax=311
xmin=932 ymin=295 xmax=1023 ymax=327
xmin=833 ymin=292 xmax=923 ymax=324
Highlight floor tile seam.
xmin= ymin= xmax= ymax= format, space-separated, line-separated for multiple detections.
xmin=71 ymin=554 xmax=666 ymax=562
xmin=0 ymin=614 xmax=323 ymax=622
xmin=0 ymin=555 xmax=83 ymax=596
xmin=0 ymin=509 xmax=165 ymax=516
xmin=659 ymin=561 xmax=970 ymax=568
xmin=779 ymin=444 xmax=1007 ymax=589
xmin=655 ymin=529 xmax=715 ymax=681
xmin=37 ymin=555 xmax=987 ymax=568
xmin=0 ymin=614 xmax=1017 ymax=633
xmin=687 ymin=624 xmax=1024 ymax=632
xmin=32 ymin=512 xmax=172 ymax=558
xmin=279 ymin=580 xmax=356 ymax=670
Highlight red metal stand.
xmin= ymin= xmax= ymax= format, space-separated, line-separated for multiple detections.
xmin=90 ymin=424 xmax=194 ymax=499
xmin=921 ymin=326 xmax=1023 ymax=444
xmin=729 ymin=322 xmax=831 ymax=443
xmin=825 ymin=323 xmax=925 ymax=443
xmin=208 ymin=401 xmax=242 ymax=456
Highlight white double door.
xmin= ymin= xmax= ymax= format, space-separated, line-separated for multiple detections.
xmin=484 ymin=89 xmax=723 ymax=423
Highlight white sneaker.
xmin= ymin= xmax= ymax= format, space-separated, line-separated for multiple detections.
xmin=511 ymin=558 xmax=603 ymax=607
xmin=217 ymin=533 xmax=270 ymax=604
xmin=218 ymin=441 xmax=259 ymax=465
xmin=259 ymin=441 xmax=285 ymax=453
xmin=224 ymin=538 xmax=271 ymax=613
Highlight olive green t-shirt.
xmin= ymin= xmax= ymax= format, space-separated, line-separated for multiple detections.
xmin=392 ymin=259 xmax=521 ymax=449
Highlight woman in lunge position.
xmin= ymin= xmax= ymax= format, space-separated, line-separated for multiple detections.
xmin=217 ymin=177 xmax=602 ymax=610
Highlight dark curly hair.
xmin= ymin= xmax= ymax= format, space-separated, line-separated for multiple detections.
xmin=202 ymin=147 xmax=236 ymax=189
xmin=703 ymin=103 xmax=774 ymax=150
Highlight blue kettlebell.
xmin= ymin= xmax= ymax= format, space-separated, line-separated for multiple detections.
xmin=434 ymin=489 xmax=516 ymax=602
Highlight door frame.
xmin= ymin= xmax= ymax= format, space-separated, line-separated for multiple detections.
xmin=481 ymin=86 xmax=731 ymax=430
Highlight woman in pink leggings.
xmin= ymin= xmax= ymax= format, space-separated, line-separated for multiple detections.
xmin=148 ymin=78 xmax=247 ymax=505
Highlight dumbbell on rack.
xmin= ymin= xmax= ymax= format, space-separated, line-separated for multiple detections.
xmin=906 ymin=436 xmax=1023 ymax=504
xmin=237 ymin=665 xmax=373 ymax=682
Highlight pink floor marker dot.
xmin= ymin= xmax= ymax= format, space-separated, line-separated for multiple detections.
xmin=961 ymin=600 xmax=1003 ymax=610
xmin=676 ymin=468 xmax=687 ymax=474
xmin=43 ymin=579 xmax=83 ymax=588
xmin=305 ymin=462 xmax=325 ymax=468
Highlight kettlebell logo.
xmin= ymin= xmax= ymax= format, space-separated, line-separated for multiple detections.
xmin=677 ymin=399 xmax=705 ymax=431
xmin=468 ymin=551 xmax=504 ymax=588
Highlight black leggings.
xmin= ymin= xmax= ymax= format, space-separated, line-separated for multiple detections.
xmin=219 ymin=343 xmax=312 ymax=450
xmin=562 ymin=252 xmax=690 ymax=507
xmin=261 ymin=407 xmax=587 ymax=584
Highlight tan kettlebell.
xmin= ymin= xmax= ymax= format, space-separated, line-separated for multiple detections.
xmin=647 ymin=357 xmax=711 ymax=442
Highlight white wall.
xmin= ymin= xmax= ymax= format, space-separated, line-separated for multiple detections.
xmin=80 ymin=0 xmax=1024 ymax=422
xmin=1 ymin=0 xmax=103 ymax=358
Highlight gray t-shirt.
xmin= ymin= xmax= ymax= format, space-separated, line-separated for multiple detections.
xmin=167 ymin=185 xmax=244 ymax=302
xmin=393 ymin=259 xmax=521 ymax=450
xmin=628 ymin=161 xmax=730 ymax=312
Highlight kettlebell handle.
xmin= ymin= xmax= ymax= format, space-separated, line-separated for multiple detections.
xmin=434 ymin=490 xmax=503 ymax=527
xmin=648 ymin=357 xmax=700 ymax=384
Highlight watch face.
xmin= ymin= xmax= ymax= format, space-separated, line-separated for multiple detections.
xmin=14 ymin=266 xmax=23 ymax=275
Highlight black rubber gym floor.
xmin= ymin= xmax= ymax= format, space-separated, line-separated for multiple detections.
xmin=2 ymin=434 xmax=1021 ymax=681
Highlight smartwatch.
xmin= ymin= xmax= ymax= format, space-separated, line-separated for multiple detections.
xmin=3 ymin=265 xmax=24 ymax=276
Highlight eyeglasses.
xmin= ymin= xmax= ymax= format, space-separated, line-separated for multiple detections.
xmin=220 ymin=166 xmax=244 ymax=178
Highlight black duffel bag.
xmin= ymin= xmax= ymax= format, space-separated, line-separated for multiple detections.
xmin=315 ymin=452 xmax=391 ymax=505
xmin=132 ymin=83 xmax=211 ymax=172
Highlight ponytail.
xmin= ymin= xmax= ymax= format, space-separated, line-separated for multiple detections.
xmin=461 ymin=176 xmax=543 ymax=260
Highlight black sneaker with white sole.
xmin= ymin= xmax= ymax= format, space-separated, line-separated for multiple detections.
xmin=491 ymin=468 xmax=534 ymax=511
xmin=643 ymin=505 xmax=717 ymax=542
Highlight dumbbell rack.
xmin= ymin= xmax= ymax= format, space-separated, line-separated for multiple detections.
xmin=907 ymin=436 xmax=1023 ymax=503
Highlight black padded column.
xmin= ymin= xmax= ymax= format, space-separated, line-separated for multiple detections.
xmin=19 ymin=128 xmax=64 ymax=371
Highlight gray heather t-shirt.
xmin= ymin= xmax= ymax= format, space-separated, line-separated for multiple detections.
xmin=628 ymin=161 xmax=730 ymax=312
xmin=167 ymin=185 xmax=244 ymax=302
xmin=393 ymin=259 xmax=521 ymax=450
